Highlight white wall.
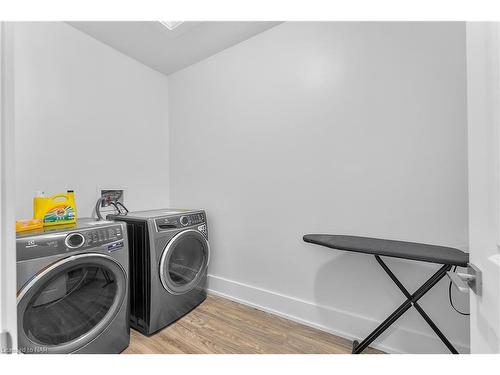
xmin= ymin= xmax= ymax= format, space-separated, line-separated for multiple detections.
xmin=14 ymin=22 xmax=170 ymax=219
xmin=168 ymin=22 xmax=470 ymax=353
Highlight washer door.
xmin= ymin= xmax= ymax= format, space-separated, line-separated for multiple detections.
xmin=159 ymin=229 xmax=209 ymax=295
xmin=17 ymin=253 xmax=127 ymax=354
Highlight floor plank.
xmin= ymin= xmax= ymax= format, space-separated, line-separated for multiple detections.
xmin=124 ymin=294 xmax=383 ymax=354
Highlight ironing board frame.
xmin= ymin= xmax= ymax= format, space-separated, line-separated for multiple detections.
xmin=351 ymin=255 xmax=456 ymax=354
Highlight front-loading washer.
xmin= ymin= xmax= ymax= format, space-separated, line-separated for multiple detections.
xmin=16 ymin=219 xmax=130 ymax=354
xmin=108 ymin=209 xmax=209 ymax=336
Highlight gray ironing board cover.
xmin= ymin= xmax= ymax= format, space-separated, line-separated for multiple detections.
xmin=303 ymin=234 xmax=469 ymax=267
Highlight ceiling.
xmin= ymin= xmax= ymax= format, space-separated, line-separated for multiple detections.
xmin=68 ymin=21 xmax=281 ymax=76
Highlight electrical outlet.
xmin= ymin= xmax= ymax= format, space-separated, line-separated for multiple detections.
xmin=97 ymin=189 xmax=125 ymax=211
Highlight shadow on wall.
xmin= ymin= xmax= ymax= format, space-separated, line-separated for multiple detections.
xmin=313 ymin=251 xmax=470 ymax=353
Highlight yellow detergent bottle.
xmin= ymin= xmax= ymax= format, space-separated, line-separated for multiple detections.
xmin=34 ymin=190 xmax=77 ymax=227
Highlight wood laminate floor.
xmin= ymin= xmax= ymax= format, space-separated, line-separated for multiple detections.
xmin=124 ymin=294 xmax=383 ymax=354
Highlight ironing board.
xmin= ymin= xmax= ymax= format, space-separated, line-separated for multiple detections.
xmin=303 ymin=234 xmax=469 ymax=354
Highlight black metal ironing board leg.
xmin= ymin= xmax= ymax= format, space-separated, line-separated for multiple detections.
xmin=373 ymin=256 xmax=458 ymax=353
xmin=352 ymin=256 xmax=456 ymax=354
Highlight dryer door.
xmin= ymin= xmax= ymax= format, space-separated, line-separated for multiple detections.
xmin=159 ymin=229 xmax=209 ymax=295
xmin=17 ymin=253 xmax=127 ymax=354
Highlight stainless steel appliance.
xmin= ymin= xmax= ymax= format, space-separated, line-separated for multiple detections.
xmin=108 ymin=209 xmax=209 ymax=336
xmin=16 ymin=219 xmax=130 ymax=354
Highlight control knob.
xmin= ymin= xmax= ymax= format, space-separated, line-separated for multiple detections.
xmin=180 ymin=216 xmax=189 ymax=226
xmin=65 ymin=232 xmax=85 ymax=249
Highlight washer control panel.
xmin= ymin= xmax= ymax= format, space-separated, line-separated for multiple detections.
xmin=16 ymin=223 xmax=125 ymax=261
xmin=83 ymin=226 xmax=123 ymax=246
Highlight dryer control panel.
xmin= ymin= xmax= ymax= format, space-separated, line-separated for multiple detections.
xmin=181 ymin=212 xmax=205 ymax=226
xmin=155 ymin=212 xmax=206 ymax=232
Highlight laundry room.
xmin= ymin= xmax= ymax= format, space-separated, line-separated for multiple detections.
xmin=1 ymin=3 xmax=500 ymax=367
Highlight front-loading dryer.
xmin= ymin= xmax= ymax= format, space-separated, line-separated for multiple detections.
xmin=16 ymin=219 xmax=130 ymax=354
xmin=108 ymin=209 xmax=209 ymax=336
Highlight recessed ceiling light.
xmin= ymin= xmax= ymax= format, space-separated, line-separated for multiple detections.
xmin=159 ymin=21 xmax=184 ymax=31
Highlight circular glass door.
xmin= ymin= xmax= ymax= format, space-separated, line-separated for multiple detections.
xmin=159 ymin=229 xmax=209 ymax=294
xmin=17 ymin=253 xmax=126 ymax=354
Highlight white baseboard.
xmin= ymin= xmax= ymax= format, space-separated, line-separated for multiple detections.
xmin=207 ymin=274 xmax=470 ymax=354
